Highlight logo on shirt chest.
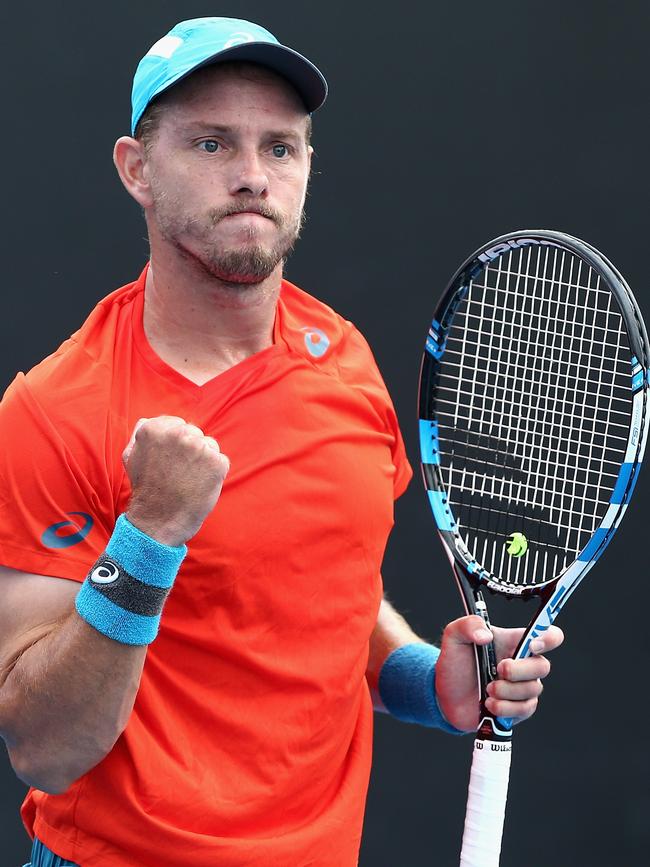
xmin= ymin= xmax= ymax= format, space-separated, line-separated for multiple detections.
xmin=300 ymin=327 xmax=330 ymax=359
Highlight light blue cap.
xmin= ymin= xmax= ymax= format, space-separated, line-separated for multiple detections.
xmin=131 ymin=17 xmax=328 ymax=135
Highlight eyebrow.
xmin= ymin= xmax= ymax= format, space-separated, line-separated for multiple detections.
xmin=176 ymin=122 xmax=304 ymax=141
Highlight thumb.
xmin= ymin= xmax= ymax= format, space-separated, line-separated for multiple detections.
xmin=122 ymin=418 xmax=149 ymax=467
xmin=436 ymin=615 xmax=493 ymax=732
xmin=441 ymin=615 xmax=494 ymax=649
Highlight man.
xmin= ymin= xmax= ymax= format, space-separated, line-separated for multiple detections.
xmin=0 ymin=17 xmax=561 ymax=867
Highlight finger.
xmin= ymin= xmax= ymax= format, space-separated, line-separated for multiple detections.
xmin=214 ymin=453 xmax=230 ymax=476
xmin=497 ymin=655 xmax=551 ymax=682
xmin=122 ymin=417 xmax=150 ymax=465
xmin=133 ymin=415 xmax=188 ymax=445
xmin=442 ymin=615 xmax=493 ymax=646
xmin=492 ymin=624 xmax=564 ymax=663
xmin=491 ymin=625 xmax=525 ymax=661
xmin=141 ymin=415 xmax=187 ymax=433
xmin=203 ymin=440 xmax=230 ymax=474
xmin=178 ymin=423 xmax=206 ymax=441
xmin=484 ymin=695 xmax=539 ymax=722
xmin=487 ymin=678 xmax=544 ymax=701
xmin=529 ymin=625 xmax=564 ymax=654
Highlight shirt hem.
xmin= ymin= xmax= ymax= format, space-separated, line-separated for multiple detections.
xmin=0 ymin=540 xmax=87 ymax=582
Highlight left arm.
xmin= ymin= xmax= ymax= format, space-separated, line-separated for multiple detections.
xmin=366 ymin=597 xmax=564 ymax=731
xmin=366 ymin=597 xmax=425 ymax=712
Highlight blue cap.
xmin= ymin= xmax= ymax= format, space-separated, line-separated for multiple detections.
xmin=131 ymin=17 xmax=328 ymax=135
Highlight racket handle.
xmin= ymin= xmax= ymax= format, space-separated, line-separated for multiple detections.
xmin=459 ymin=736 xmax=512 ymax=867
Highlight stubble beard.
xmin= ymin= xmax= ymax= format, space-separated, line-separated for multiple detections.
xmin=152 ymin=193 xmax=305 ymax=288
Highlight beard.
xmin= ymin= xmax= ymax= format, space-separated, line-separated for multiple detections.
xmin=151 ymin=191 xmax=305 ymax=286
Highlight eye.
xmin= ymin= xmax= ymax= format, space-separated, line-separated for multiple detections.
xmin=271 ymin=144 xmax=289 ymax=159
xmin=198 ymin=140 xmax=221 ymax=154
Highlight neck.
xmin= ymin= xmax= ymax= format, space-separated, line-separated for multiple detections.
xmin=143 ymin=240 xmax=282 ymax=385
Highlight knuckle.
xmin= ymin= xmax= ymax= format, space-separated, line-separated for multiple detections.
xmin=184 ymin=423 xmax=205 ymax=437
xmin=174 ymin=425 xmax=202 ymax=444
xmin=214 ymin=453 xmax=230 ymax=475
xmin=134 ymin=419 xmax=151 ymax=438
xmin=177 ymin=424 xmax=200 ymax=440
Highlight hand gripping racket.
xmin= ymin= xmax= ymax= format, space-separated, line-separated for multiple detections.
xmin=418 ymin=230 xmax=649 ymax=866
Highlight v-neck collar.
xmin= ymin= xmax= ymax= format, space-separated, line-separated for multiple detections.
xmin=130 ymin=267 xmax=287 ymax=399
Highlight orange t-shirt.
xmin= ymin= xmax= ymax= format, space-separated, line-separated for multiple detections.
xmin=0 ymin=266 xmax=412 ymax=867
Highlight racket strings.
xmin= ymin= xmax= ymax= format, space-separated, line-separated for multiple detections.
xmin=487 ymin=248 xmax=623 ymax=581
xmin=434 ymin=244 xmax=631 ymax=587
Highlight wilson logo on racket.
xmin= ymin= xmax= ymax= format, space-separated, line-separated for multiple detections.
xmin=506 ymin=532 xmax=528 ymax=558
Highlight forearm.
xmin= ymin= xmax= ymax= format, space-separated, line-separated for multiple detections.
xmin=0 ymin=604 xmax=146 ymax=794
xmin=366 ymin=597 xmax=427 ymax=710
xmin=0 ymin=418 xmax=225 ymax=794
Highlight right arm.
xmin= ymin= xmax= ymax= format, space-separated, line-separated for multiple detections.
xmin=0 ymin=416 xmax=229 ymax=793
xmin=0 ymin=568 xmax=147 ymax=793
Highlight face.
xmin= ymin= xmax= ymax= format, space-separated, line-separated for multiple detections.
xmin=140 ymin=64 xmax=312 ymax=286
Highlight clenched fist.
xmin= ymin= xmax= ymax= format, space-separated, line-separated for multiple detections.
xmin=123 ymin=416 xmax=230 ymax=547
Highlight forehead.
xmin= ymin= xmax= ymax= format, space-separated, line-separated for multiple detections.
xmin=158 ymin=63 xmax=309 ymax=130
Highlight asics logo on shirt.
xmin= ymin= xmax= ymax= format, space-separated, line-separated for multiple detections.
xmin=301 ymin=327 xmax=330 ymax=358
xmin=41 ymin=512 xmax=94 ymax=549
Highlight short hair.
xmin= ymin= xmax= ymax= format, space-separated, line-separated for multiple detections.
xmin=134 ymin=61 xmax=313 ymax=152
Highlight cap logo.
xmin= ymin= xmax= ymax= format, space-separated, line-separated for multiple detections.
xmin=224 ymin=32 xmax=256 ymax=48
xmin=146 ymin=35 xmax=184 ymax=59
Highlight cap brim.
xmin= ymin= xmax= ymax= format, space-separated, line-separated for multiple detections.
xmin=156 ymin=41 xmax=328 ymax=114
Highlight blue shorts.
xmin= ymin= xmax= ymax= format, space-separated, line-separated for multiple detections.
xmin=23 ymin=836 xmax=79 ymax=867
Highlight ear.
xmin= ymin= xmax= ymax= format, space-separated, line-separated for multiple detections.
xmin=113 ymin=136 xmax=154 ymax=208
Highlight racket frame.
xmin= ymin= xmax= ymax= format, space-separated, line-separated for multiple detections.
xmin=418 ymin=229 xmax=649 ymax=864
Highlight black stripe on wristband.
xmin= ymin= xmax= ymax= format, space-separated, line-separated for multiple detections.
xmin=87 ymin=557 xmax=170 ymax=617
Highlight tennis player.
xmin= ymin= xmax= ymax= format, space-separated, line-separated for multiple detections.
xmin=0 ymin=17 xmax=562 ymax=867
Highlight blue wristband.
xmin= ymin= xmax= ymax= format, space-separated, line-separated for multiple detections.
xmin=75 ymin=514 xmax=187 ymax=646
xmin=378 ymin=643 xmax=465 ymax=734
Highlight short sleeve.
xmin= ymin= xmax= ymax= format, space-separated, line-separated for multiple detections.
xmin=0 ymin=374 xmax=113 ymax=581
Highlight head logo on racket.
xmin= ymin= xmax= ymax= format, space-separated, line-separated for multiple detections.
xmin=506 ymin=532 xmax=528 ymax=557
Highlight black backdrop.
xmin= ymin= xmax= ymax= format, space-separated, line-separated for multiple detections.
xmin=1 ymin=2 xmax=649 ymax=865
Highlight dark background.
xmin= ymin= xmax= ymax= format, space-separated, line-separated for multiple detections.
xmin=1 ymin=1 xmax=649 ymax=865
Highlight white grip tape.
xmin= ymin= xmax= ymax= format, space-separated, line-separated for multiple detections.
xmin=459 ymin=738 xmax=512 ymax=867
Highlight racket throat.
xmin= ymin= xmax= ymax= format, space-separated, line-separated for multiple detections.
xmin=474 ymin=590 xmax=498 ymax=700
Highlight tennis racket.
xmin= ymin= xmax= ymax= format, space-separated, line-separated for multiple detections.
xmin=418 ymin=230 xmax=649 ymax=867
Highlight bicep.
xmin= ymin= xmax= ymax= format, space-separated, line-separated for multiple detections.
xmin=0 ymin=565 xmax=79 ymax=679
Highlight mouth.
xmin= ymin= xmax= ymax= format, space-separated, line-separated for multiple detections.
xmin=222 ymin=211 xmax=273 ymax=222
xmin=225 ymin=207 xmax=272 ymax=218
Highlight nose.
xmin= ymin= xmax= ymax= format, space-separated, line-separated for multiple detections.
xmin=229 ymin=149 xmax=269 ymax=198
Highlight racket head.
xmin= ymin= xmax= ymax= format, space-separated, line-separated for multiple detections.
xmin=419 ymin=230 xmax=649 ymax=601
